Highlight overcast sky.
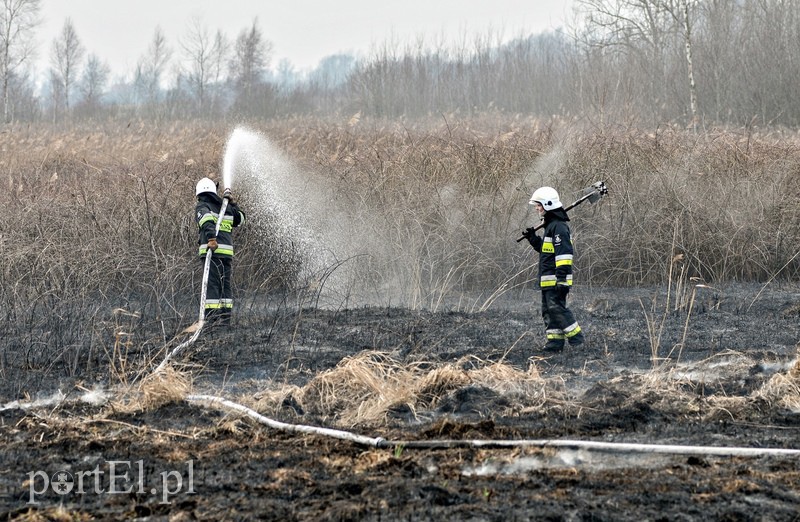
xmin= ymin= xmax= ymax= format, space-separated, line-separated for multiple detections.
xmin=36 ymin=0 xmax=576 ymax=81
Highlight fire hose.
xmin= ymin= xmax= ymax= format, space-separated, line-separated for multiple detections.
xmin=187 ymin=394 xmax=800 ymax=457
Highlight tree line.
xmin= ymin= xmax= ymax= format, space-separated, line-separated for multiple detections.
xmin=3 ymin=0 xmax=800 ymax=127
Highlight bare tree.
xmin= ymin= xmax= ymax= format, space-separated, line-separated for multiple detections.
xmin=208 ymin=30 xmax=230 ymax=113
xmin=229 ymin=18 xmax=272 ymax=104
xmin=735 ymin=0 xmax=800 ymax=125
xmin=78 ymin=53 xmax=109 ymax=114
xmin=46 ymin=67 xmax=61 ymax=123
xmin=208 ymin=30 xmax=228 ymax=84
xmin=694 ymin=0 xmax=739 ymax=122
xmin=0 ymin=0 xmax=40 ymax=123
xmin=50 ymin=17 xmax=84 ymax=114
xmin=659 ymin=0 xmax=699 ymax=130
xmin=134 ymin=26 xmax=172 ymax=107
xmin=575 ymin=0 xmax=679 ymax=122
xmin=180 ymin=17 xmax=228 ymax=114
xmin=275 ymin=58 xmax=295 ymax=93
xmin=678 ymin=0 xmax=698 ymax=129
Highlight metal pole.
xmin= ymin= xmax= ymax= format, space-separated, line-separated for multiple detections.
xmin=517 ymin=181 xmax=607 ymax=242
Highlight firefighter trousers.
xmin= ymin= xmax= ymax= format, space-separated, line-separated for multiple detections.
xmin=541 ymin=288 xmax=584 ymax=349
xmin=203 ymin=256 xmax=233 ymax=325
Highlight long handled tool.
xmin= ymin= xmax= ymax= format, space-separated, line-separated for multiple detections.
xmin=153 ymin=188 xmax=231 ymax=374
xmin=516 ymin=181 xmax=608 ymax=242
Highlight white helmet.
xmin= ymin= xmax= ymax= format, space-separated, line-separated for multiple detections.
xmin=529 ymin=186 xmax=562 ymax=210
xmin=195 ymin=177 xmax=217 ymax=196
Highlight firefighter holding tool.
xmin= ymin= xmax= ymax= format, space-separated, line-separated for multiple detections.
xmin=195 ymin=177 xmax=246 ymax=326
xmin=522 ymin=186 xmax=585 ymax=352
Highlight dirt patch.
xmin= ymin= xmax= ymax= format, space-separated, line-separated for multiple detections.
xmin=2 ymin=283 xmax=800 ymax=519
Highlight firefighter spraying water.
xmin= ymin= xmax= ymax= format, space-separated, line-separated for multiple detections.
xmin=195 ymin=178 xmax=246 ymax=327
xmin=152 ymin=129 xmax=249 ymax=374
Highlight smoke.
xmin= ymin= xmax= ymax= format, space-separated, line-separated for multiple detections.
xmin=220 ymin=124 xmax=581 ymax=310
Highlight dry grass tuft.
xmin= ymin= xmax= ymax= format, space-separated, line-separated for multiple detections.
xmin=703 ymin=396 xmax=750 ymax=421
xmin=791 ymin=355 xmax=800 ymax=377
xmin=755 ymin=348 xmax=800 ymax=411
xmin=470 ymin=358 xmax=541 ymax=395
xmin=113 ymin=366 xmax=193 ymax=413
xmin=296 ymin=352 xmax=427 ymax=425
xmin=255 ymin=351 xmax=547 ymax=426
xmin=11 ymin=505 xmax=91 ymax=522
xmin=248 ymin=383 xmax=304 ymax=415
xmin=757 ymin=372 xmax=800 ymax=412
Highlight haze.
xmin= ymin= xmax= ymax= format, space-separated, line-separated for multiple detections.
xmin=37 ymin=0 xmax=575 ymax=79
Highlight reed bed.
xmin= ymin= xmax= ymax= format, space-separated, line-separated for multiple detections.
xmin=1 ymin=117 xmax=799 ymax=394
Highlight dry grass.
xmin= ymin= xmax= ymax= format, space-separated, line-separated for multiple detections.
xmin=10 ymin=506 xmax=92 ymax=522
xmin=238 ymin=351 xmax=800 ymax=430
xmin=1 ymin=117 xmax=799 ymax=395
xmin=113 ymin=365 xmax=193 ymax=413
xmin=249 ymin=383 xmax=304 ymax=415
xmin=252 ymin=351 xmax=547 ymax=427
xmin=756 ymin=355 xmax=800 ymax=412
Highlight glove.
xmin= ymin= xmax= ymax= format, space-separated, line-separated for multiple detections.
xmin=556 ymin=284 xmax=570 ymax=299
xmin=524 ymin=228 xmax=542 ymax=250
xmin=207 ymin=237 xmax=218 ymax=251
xmin=222 ymin=188 xmax=233 ymax=199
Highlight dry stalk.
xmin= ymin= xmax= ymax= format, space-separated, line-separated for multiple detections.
xmin=102 ymin=308 xmax=142 ymax=387
xmin=113 ymin=365 xmax=193 ymax=413
xmin=669 ymin=283 xmax=715 ymax=364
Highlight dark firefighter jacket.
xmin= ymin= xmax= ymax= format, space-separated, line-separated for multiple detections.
xmin=530 ymin=208 xmax=574 ymax=289
xmin=196 ymin=193 xmax=245 ymax=258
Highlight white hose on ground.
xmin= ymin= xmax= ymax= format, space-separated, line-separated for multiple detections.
xmin=187 ymin=394 xmax=800 ymax=457
xmin=186 ymin=394 xmax=387 ymax=447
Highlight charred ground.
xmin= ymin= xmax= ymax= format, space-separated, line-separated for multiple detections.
xmin=2 ymin=282 xmax=800 ymax=520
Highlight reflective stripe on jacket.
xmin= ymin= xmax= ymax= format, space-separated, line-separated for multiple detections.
xmin=196 ymin=193 xmax=245 ymax=258
xmin=537 ymin=216 xmax=574 ymax=289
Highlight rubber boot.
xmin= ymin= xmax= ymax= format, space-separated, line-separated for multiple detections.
xmin=543 ymin=340 xmax=565 ymax=353
xmin=568 ymin=331 xmax=585 ymax=346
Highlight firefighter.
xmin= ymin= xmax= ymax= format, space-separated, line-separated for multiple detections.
xmin=195 ymin=177 xmax=245 ymax=326
xmin=522 ymin=186 xmax=585 ymax=352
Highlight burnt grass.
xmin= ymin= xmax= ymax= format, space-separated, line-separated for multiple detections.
xmin=2 ymin=282 xmax=800 ymax=520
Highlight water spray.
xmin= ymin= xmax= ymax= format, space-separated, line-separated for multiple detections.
xmin=223 ymin=127 xmax=248 ymax=191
